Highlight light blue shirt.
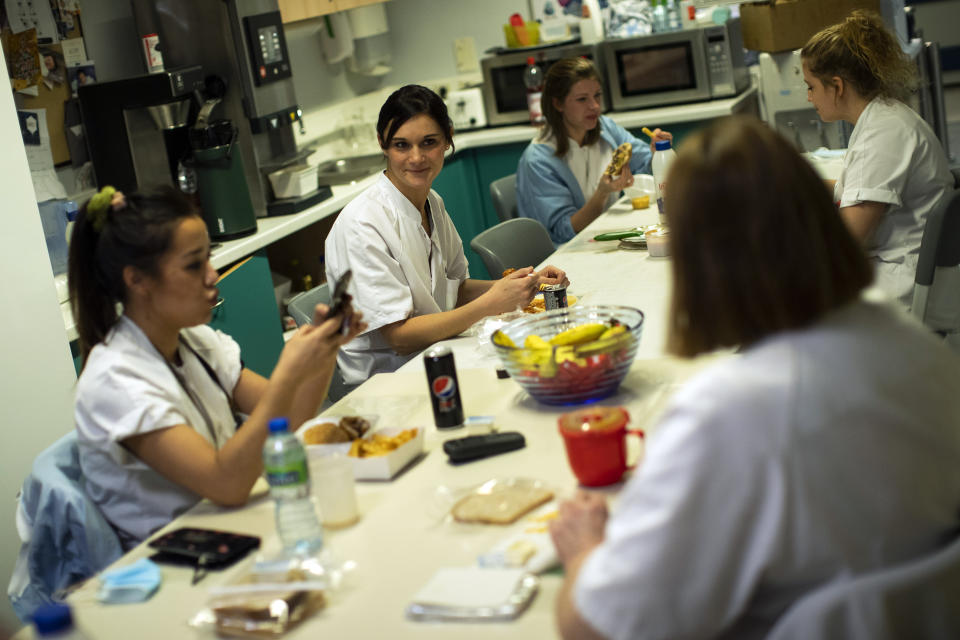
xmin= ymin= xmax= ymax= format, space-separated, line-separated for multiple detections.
xmin=516 ymin=116 xmax=652 ymax=244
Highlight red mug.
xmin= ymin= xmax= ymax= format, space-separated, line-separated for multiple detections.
xmin=558 ymin=407 xmax=644 ymax=487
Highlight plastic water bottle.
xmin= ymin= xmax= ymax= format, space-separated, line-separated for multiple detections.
xmin=33 ymin=603 xmax=90 ymax=639
xmin=263 ymin=417 xmax=324 ymax=555
xmin=651 ymin=139 xmax=677 ymax=225
xmin=523 ymin=57 xmax=545 ymax=126
xmin=652 ymin=0 xmax=667 ymax=33
xmin=64 ymin=200 xmax=78 ymax=247
xmin=666 ymin=0 xmax=682 ymax=31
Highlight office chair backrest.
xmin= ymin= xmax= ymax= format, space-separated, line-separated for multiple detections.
xmin=489 ymin=174 xmax=519 ymax=223
xmin=912 ymin=190 xmax=960 ymax=328
xmin=287 ymin=283 xmax=331 ymax=328
xmin=469 ymin=217 xmax=555 ymax=277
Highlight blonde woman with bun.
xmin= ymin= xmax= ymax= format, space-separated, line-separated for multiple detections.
xmin=801 ymin=10 xmax=954 ymax=312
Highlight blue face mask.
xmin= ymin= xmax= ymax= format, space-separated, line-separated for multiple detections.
xmin=97 ymin=558 xmax=162 ymax=604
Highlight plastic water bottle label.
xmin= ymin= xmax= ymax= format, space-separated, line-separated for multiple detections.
xmin=265 ymin=460 xmax=308 ymax=488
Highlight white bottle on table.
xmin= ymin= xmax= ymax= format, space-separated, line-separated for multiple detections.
xmin=651 ymin=139 xmax=677 ymax=225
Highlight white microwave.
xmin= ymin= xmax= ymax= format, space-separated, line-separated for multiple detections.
xmin=599 ymin=19 xmax=749 ymax=111
xmin=481 ymin=43 xmax=603 ymax=126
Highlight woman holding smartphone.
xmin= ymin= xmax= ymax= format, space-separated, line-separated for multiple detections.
xmin=70 ymin=186 xmax=365 ymax=548
xmin=325 ymin=85 xmax=568 ymax=388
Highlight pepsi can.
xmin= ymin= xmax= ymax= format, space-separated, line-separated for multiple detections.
xmin=424 ymin=345 xmax=464 ymax=429
xmin=542 ymin=284 xmax=568 ymax=311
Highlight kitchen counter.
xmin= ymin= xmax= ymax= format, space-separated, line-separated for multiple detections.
xmin=59 ymin=86 xmax=758 ymax=342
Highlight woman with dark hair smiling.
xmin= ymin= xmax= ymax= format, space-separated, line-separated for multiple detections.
xmin=325 ymin=85 xmax=567 ymax=387
xmin=548 ymin=116 xmax=960 ymax=640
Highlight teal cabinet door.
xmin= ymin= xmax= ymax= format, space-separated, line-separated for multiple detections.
xmin=473 ymin=141 xmax=528 ymax=229
xmin=432 ymin=150 xmax=493 ymax=279
xmin=209 ymin=251 xmax=284 ymax=378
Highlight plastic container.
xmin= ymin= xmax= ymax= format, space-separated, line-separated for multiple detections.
xmin=263 ymin=417 xmax=324 ymax=555
xmin=38 ymin=200 xmax=69 ymax=276
xmin=33 ymin=603 xmax=89 ymax=639
xmin=523 ymin=57 xmax=545 ymax=126
xmin=652 ymin=0 xmax=667 ymax=33
xmin=666 ymin=0 xmax=682 ymax=31
xmin=64 ymin=200 xmax=78 ymax=247
xmin=651 ymin=140 xmax=677 ymax=225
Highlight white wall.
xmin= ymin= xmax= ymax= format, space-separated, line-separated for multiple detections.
xmin=0 ymin=49 xmax=79 ymax=631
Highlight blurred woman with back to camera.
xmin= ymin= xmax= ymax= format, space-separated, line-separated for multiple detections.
xmin=548 ymin=116 xmax=960 ymax=640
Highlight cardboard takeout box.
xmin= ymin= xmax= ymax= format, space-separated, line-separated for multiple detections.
xmin=740 ymin=0 xmax=882 ymax=53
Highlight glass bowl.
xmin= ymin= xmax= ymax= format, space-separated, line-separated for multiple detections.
xmin=492 ymin=305 xmax=644 ymax=405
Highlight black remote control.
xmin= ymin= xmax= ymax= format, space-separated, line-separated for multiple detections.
xmin=443 ymin=432 xmax=526 ymax=463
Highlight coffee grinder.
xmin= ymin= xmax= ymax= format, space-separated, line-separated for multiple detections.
xmin=132 ymin=0 xmax=331 ymax=219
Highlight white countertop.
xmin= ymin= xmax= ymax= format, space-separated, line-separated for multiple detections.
xmin=58 ymin=87 xmax=758 ymax=342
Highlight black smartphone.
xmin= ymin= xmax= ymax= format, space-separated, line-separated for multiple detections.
xmin=327 ymin=269 xmax=352 ymax=332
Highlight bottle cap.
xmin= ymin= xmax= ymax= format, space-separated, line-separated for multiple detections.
xmin=33 ymin=603 xmax=73 ymax=634
xmin=527 ymin=57 xmax=535 ymax=65
xmin=654 ymin=140 xmax=672 ymax=151
xmin=268 ymin=417 xmax=290 ymax=433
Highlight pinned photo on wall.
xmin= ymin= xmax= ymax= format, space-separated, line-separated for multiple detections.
xmin=39 ymin=45 xmax=66 ymax=89
xmin=67 ymin=60 xmax=95 ymax=96
xmin=60 ymin=36 xmax=85 ymax=66
xmin=4 ymin=0 xmax=59 ymax=42
xmin=19 ymin=110 xmax=41 ymax=146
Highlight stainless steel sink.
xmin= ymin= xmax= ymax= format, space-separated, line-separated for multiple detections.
xmin=315 ymin=154 xmax=384 ymax=185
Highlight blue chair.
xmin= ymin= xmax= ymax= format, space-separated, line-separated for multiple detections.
xmin=7 ymin=432 xmax=123 ymax=622
xmin=767 ymin=535 xmax=960 ymax=640
xmin=286 ymin=283 xmax=355 ymax=402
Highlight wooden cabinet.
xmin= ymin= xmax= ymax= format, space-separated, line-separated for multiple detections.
xmin=279 ymin=0 xmax=387 ymax=24
xmin=209 ymin=251 xmax=284 ymax=378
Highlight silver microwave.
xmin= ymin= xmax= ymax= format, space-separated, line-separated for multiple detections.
xmin=481 ymin=43 xmax=603 ymax=127
xmin=599 ymin=19 xmax=749 ymax=111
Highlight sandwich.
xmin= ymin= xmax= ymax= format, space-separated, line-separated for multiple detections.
xmin=604 ymin=142 xmax=632 ymax=178
xmin=452 ymin=486 xmax=554 ymax=525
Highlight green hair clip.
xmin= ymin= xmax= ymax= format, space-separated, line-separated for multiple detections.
xmin=87 ymin=185 xmax=116 ymax=232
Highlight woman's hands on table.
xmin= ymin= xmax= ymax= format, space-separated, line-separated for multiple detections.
xmin=550 ymin=490 xmax=608 ymax=566
xmin=483 ymin=266 xmax=539 ymax=314
xmin=535 ymin=265 xmax=570 ymax=289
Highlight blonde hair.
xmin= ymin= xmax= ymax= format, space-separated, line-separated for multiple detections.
xmin=801 ymin=10 xmax=917 ymax=102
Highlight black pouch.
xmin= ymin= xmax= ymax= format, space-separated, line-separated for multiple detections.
xmin=148 ymin=527 xmax=261 ymax=585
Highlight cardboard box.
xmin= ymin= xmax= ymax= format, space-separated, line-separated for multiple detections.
xmin=740 ymin=0 xmax=882 ymax=53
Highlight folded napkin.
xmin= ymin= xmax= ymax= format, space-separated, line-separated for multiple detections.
xmin=411 ymin=567 xmax=526 ymax=609
xmin=97 ymin=557 xmax=162 ymax=604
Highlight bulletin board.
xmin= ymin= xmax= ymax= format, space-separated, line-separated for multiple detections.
xmin=2 ymin=0 xmax=87 ymax=166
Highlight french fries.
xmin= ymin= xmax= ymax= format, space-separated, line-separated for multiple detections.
xmin=348 ymin=429 xmax=418 ymax=458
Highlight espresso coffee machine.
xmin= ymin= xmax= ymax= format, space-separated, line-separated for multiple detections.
xmin=132 ymin=0 xmax=330 ymax=217
xmin=78 ymin=67 xmax=204 ymax=193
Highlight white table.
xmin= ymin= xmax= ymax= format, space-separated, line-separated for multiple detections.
xmin=30 ymin=199 xmax=717 ymax=640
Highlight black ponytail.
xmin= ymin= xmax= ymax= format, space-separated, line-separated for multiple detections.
xmin=68 ymin=187 xmax=198 ymax=362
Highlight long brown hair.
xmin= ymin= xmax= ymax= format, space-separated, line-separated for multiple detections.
xmin=801 ymin=10 xmax=917 ymax=102
xmin=666 ymin=116 xmax=872 ymax=358
xmin=68 ymin=188 xmax=200 ymax=361
xmin=541 ymin=57 xmax=603 ymax=157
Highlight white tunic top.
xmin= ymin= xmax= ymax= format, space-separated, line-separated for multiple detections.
xmin=325 ymin=172 xmax=470 ymax=385
xmin=575 ymin=300 xmax=960 ymax=640
xmin=537 ymin=132 xmax=617 ymax=211
xmin=835 ymin=98 xmax=953 ymax=309
xmin=75 ymin=316 xmax=242 ymax=547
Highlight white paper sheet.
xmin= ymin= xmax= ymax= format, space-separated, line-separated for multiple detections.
xmin=411 ymin=567 xmax=526 ymax=609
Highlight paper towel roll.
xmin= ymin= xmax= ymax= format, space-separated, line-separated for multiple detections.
xmin=346 ymin=4 xmax=388 ymax=39
xmin=319 ymin=12 xmax=354 ymax=64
